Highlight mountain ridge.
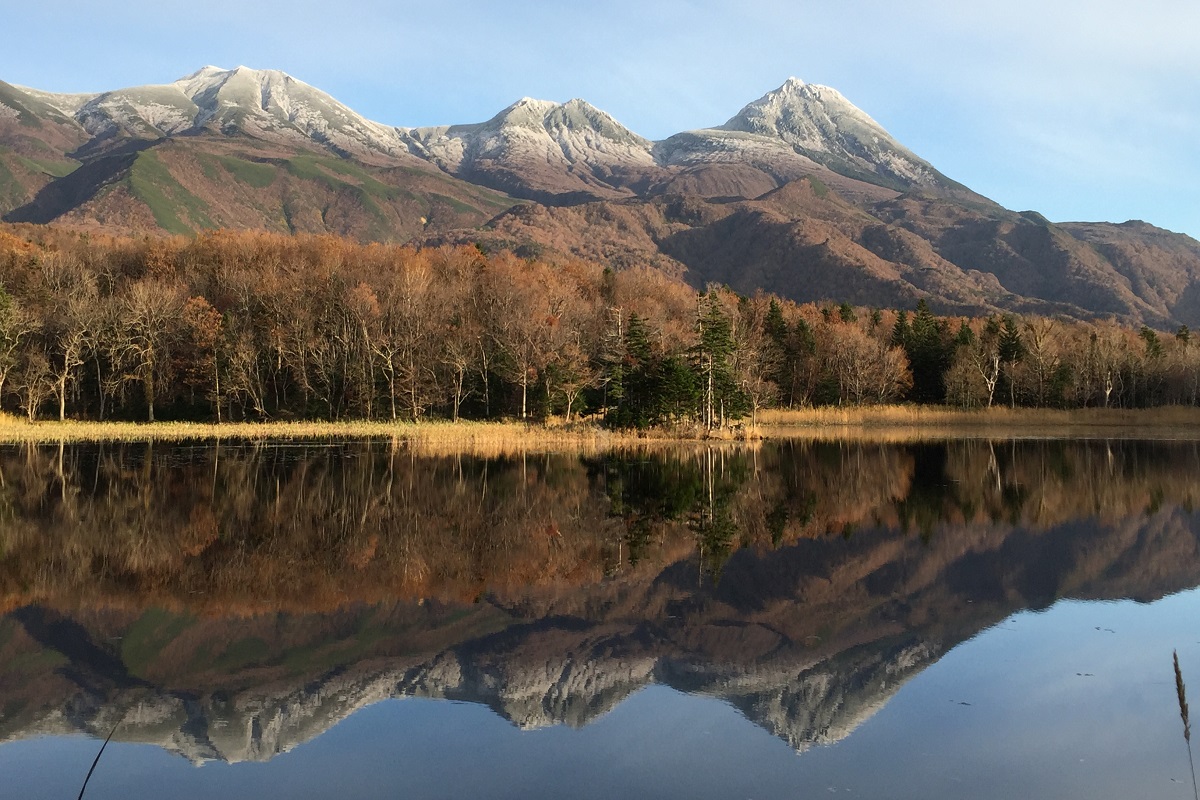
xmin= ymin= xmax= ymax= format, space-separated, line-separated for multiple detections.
xmin=3 ymin=66 xmax=1199 ymax=326
xmin=1 ymin=67 xmax=971 ymax=202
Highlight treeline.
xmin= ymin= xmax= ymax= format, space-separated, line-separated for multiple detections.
xmin=0 ymin=227 xmax=1196 ymax=424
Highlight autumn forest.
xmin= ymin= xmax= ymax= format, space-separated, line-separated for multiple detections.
xmin=0 ymin=226 xmax=1195 ymax=427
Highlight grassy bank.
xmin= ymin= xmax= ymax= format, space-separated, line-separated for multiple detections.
xmin=0 ymin=416 xmax=744 ymax=455
xmin=1 ymin=405 xmax=1198 ymax=448
xmin=0 ymin=417 xmax=630 ymax=450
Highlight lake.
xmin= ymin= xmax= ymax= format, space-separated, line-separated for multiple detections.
xmin=1 ymin=437 xmax=1199 ymax=799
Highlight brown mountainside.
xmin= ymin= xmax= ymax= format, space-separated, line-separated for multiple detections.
xmin=449 ymin=177 xmax=1200 ymax=326
xmin=2 ymin=68 xmax=1199 ymax=325
xmin=6 ymin=137 xmax=514 ymax=241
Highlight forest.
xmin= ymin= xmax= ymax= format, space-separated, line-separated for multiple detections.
xmin=0 ymin=225 xmax=1196 ymax=426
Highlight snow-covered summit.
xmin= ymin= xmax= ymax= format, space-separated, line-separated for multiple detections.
xmin=721 ymin=77 xmax=883 ymax=144
xmin=20 ymin=65 xmax=410 ymax=160
xmin=399 ymin=95 xmax=655 ymax=193
xmin=168 ymin=65 xmax=407 ymax=157
xmin=711 ymin=77 xmax=943 ymax=189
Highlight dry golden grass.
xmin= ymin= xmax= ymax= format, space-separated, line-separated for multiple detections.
xmin=0 ymin=415 xmax=743 ymax=455
xmin=1 ymin=405 xmax=1197 ymax=449
xmin=0 ymin=416 xmax=616 ymax=447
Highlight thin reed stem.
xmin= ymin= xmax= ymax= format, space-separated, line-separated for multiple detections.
xmin=77 ymin=715 xmax=123 ymax=800
xmin=1174 ymin=650 xmax=1198 ymax=800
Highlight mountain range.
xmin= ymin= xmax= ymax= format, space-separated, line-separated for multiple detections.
xmin=2 ymin=66 xmax=1199 ymax=326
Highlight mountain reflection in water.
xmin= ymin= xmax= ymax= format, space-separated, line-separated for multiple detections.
xmin=1 ymin=438 xmax=1199 ymax=794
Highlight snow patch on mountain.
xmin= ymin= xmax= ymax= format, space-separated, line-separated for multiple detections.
xmin=655 ymin=128 xmax=822 ymax=168
xmin=75 ymin=85 xmax=198 ymax=137
xmin=170 ymin=66 xmax=411 ymax=159
xmin=402 ymin=95 xmax=656 ymax=180
xmin=12 ymin=86 xmax=97 ymax=116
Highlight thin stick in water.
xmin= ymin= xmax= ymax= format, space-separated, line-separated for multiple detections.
xmin=77 ymin=717 xmax=122 ymax=800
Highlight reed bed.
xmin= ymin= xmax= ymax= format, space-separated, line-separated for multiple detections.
xmin=0 ymin=415 xmax=747 ymax=455
xmin=0 ymin=416 xmax=621 ymax=447
xmin=1 ymin=405 xmax=1198 ymax=448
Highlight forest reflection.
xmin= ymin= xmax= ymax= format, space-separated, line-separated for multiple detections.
xmin=0 ymin=437 xmax=1196 ymax=612
xmin=2 ymin=438 xmax=1200 ymax=763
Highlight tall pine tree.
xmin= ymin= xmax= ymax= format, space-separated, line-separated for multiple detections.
xmin=694 ymin=290 xmax=748 ymax=428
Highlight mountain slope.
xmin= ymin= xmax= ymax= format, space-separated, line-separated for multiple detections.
xmin=3 ymin=67 xmax=1199 ymax=325
xmin=400 ymin=97 xmax=659 ymax=203
xmin=2 ymin=67 xmax=517 ymax=240
xmin=445 ymin=176 xmax=1196 ymax=324
xmin=397 ymin=78 xmax=932 ymax=205
xmin=0 ymin=80 xmax=86 ymax=214
xmin=7 ymin=137 xmax=514 ymax=241
xmin=24 ymin=66 xmax=414 ymax=162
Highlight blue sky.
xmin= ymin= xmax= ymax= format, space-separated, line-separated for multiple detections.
xmin=4 ymin=0 xmax=1197 ymax=238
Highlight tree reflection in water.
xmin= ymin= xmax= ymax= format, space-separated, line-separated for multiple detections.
xmin=0 ymin=438 xmax=1198 ymax=765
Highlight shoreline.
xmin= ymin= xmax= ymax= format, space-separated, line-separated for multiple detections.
xmin=1 ymin=405 xmax=1199 ymax=447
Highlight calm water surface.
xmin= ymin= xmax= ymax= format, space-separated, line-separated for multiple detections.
xmin=0 ymin=438 xmax=1199 ymax=798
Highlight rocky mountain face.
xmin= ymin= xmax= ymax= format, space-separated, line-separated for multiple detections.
xmin=2 ymin=67 xmax=1198 ymax=325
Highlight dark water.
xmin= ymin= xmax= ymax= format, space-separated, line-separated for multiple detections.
xmin=1 ymin=438 xmax=1199 ymax=798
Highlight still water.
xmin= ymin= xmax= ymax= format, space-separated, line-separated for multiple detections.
xmin=0 ymin=438 xmax=1199 ymax=798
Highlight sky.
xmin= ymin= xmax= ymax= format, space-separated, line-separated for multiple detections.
xmin=3 ymin=0 xmax=1198 ymax=239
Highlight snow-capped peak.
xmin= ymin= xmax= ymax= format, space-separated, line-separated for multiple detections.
xmin=178 ymin=65 xmax=227 ymax=81
xmin=398 ymin=94 xmax=655 ymax=196
xmin=713 ymin=77 xmax=943 ymax=190
xmin=52 ymin=65 xmax=411 ymax=159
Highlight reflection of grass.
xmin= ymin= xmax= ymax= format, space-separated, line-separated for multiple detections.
xmin=280 ymin=609 xmax=510 ymax=675
xmin=5 ymin=648 xmax=68 ymax=673
xmin=759 ymin=405 xmax=1200 ymax=440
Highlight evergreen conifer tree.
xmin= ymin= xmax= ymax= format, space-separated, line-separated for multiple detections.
xmin=998 ymin=315 xmax=1025 ymax=407
xmin=904 ymin=300 xmax=951 ymax=404
xmin=694 ymin=291 xmax=747 ymax=428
